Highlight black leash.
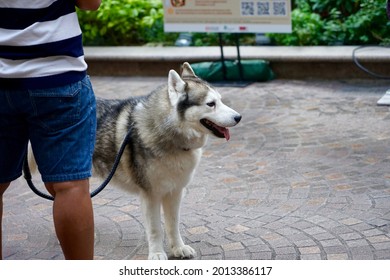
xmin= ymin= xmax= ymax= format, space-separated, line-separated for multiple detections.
xmin=23 ymin=128 xmax=132 ymax=201
xmin=352 ymin=45 xmax=390 ymax=80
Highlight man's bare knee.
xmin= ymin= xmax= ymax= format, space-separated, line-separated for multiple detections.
xmin=45 ymin=179 xmax=90 ymax=197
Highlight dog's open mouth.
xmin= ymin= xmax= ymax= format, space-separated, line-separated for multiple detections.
xmin=200 ymin=119 xmax=230 ymax=141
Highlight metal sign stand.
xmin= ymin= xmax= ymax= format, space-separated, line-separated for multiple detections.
xmin=213 ymin=33 xmax=252 ymax=87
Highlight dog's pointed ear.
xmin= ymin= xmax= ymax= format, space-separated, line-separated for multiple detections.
xmin=181 ymin=62 xmax=196 ymax=77
xmin=168 ymin=69 xmax=186 ymax=106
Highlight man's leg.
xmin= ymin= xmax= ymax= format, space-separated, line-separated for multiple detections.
xmin=0 ymin=182 xmax=10 ymax=260
xmin=45 ymin=179 xmax=94 ymax=260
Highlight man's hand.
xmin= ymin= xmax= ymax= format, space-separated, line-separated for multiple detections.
xmin=75 ymin=0 xmax=101 ymax=11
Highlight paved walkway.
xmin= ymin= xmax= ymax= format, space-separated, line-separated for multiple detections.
xmin=2 ymin=77 xmax=390 ymax=260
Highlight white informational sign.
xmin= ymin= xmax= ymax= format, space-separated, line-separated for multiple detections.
xmin=163 ymin=0 xmax=292 ymax=33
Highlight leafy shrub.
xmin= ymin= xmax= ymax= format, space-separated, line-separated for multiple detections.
xmin=77 ymin=0 xmax=177 ymax=46
xmin=268 ymin=0 xmax=390 ymax=45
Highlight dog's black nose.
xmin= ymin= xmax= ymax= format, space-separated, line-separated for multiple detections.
xmin=234 ymin=115 xmax=242 ymax=123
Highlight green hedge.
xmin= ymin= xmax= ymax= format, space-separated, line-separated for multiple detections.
xmin=77 ymin=0 xmax=390 ymax=46
xmin=268 ymin=0 xmax=390 ymax=46
xmin=77 ymin=0 xmax=177 ymax=46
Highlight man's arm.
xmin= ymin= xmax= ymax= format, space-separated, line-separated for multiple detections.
xmin=75 ymin=0 xmax=102 ymax=11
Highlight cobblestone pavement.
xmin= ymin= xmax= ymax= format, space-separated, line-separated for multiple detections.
xmin=3 ymin=77 xmax=390 ymax=260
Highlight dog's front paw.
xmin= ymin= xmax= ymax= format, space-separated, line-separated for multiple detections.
xmin=148 ymin=252 xmax=168 ymax=260
xmin=171 ymin=245 xmax=196 ymax=259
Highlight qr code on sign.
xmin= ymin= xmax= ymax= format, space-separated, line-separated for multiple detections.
xmin=241 ymin=1 xmax=255 ymax=16
xmin=257 ymin=1 xmax=270 ymax=16
xmin=273 ymin=1 xmax=287 ymax=16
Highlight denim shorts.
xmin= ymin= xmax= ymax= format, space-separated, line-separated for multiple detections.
xmin=0 ymin=76 xmax=96 ymax=183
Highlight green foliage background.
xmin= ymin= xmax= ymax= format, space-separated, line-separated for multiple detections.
xmin=268 ymin=0 xmax=390 ymax=45
xmin=77 ymin=0 xmax=176 ymax=46
xmin=77 ymin=0 xmax=390 ymax=46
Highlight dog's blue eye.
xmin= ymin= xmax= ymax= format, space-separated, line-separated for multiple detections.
xmin=207 ymin=102 xmax=216 ymax=107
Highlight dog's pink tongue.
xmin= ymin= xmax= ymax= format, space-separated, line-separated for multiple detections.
xmin=214 ymin=124 xmax=230 ymax=141
xmin=222 ymin=128 xmax=230 ymax=141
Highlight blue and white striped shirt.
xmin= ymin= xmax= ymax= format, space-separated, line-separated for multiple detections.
xmin=0 ymin=0 xmax=87 ymax=89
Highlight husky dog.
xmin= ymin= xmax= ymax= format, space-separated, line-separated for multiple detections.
xmin=95 ymin=63 xmax=241 ymax=259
